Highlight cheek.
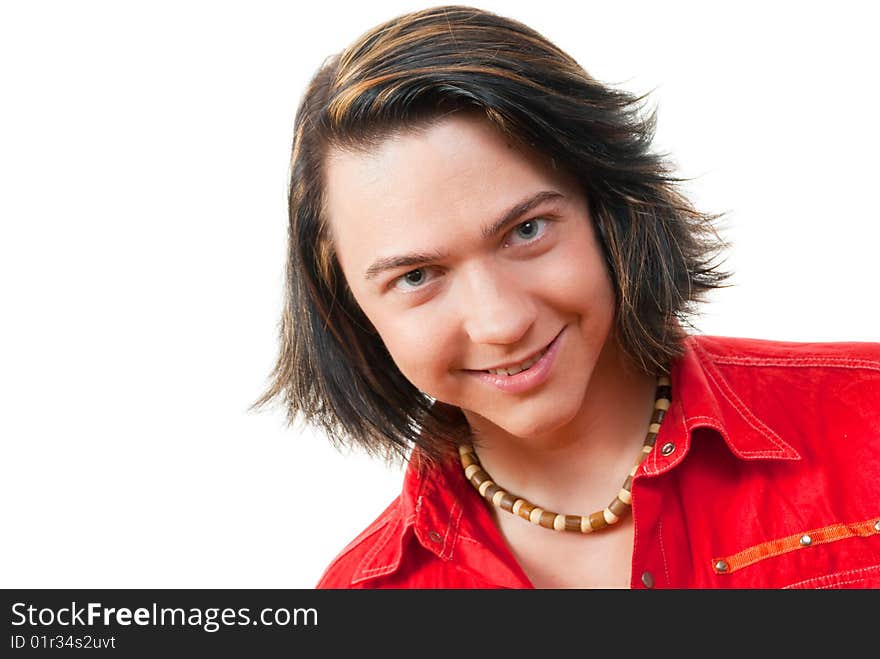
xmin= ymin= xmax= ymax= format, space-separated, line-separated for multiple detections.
xmin=538 ymin=238 xmax=615 ymax=312
xmin=342 ymin=278 xmax=459 ymax=395
xmin=370 ymin=314 xmax=458 ymax=390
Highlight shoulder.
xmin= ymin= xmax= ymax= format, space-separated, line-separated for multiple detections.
xmin=314 ymin=496 xmax=405 ymax=589
xmin=686 ymin=334 xmax=880 ymax=390
xmin=675 ymin=333 xmax=880 ymax=463
xmin=688 ymin=333 xmax=880 ymax=366
xmin=683 ymin=333 xmax=880 ymax=415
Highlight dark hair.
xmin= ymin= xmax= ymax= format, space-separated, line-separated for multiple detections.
xmin=251 ymin=4 xmax=733 ymax=468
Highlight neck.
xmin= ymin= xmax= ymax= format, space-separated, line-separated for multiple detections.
xmin=461 ymin=335 xmax=659 ymax=516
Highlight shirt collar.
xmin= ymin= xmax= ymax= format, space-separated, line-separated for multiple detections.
xmin=352 ymin=446 xmax=533 ymax=588
xmin=350 ymin=333 xmax=802 ymax=585
xmin=641 ymin=333 xmax=801 ymax=476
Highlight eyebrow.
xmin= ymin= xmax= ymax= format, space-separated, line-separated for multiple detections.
xmin=363 ymin=190 xmax=566 ymax=280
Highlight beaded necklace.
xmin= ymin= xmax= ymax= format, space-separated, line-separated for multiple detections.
xmin=458 ymin=374 xmax=670 ymax=533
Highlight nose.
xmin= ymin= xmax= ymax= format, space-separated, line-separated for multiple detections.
xmin=458 ymin=261 xmax=537 ymax=346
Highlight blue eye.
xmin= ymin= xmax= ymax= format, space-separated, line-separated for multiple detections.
xmin=507 ymin=218 xmax=547 ymax=245
xmin=393 ymin=268 xmax=432 ymax=291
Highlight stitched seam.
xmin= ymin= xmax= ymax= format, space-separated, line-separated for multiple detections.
xmin=440 ymin=500 xmax=462 ymax=559
xmin=316 ymin=504 xmax=401 ymax=587
xmin=783 ymin=564 xmax=880 ymax=589
xmin=685 ymin=415 xmax=784 ymax=458
xmin=815 ymin=577 xmax=873 ymax=589
xmin=714 ymin=517 xmax=880 ymax=575
xmin=697 ymin=350 xmax=790 ymax=456
xmin=353 ymin=514 xmax=401 ymax=582
xmin=687 ymin=415 xmax=721 ymax=423
xmin=450 ymin=503 xmax=463 ymax=559
xmin=357 ymin=516 xmax=397 ymax=568
xmin=358 ymin=562 xmax=398 ymax=575
xmin=704 ymin=354 xmax=880 ymax=371
xmin=786 ymin=564 xmax=880 ymax=589
xmin=359 ymin=512 xmax=439 ymax=576
xmin=657 ymin=518 xmax=671 ymax=585
xmin=415 ymin=476 xmax=428 ymax=518
xmin=413 ymin=476 xmax=431 ymax=549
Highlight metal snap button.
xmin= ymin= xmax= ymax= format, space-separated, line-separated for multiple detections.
xmin=714 ymin=560 xmax=729 ymax=573
xmin=428 ymin=530 xmax=443 ymax=543
xmin=874 ymin=519 xmax=880 ymax=532
xmin=799 ymin=534 xmax=812 ymax=546
xmin=660 ymin=442 xmax=675 ymax=456
xmin=641 ymin=571 xmax=654 ymax=588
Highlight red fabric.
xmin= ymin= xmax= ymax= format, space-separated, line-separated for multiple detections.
xmin=315 ymin=334 xmax=880 ymax=589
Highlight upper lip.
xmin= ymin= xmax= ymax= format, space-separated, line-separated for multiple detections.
xmin=468 ymin=329 xmax=561 ymax=371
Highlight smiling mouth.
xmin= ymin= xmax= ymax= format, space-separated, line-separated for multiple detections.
xmin=469 ymin=330 xmax=560 ymax=377
xmin=482 ymin=345 xmax=551 ymax=376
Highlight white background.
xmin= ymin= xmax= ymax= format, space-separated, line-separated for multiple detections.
xmin=1 ymin=0 xmax=877 ymax=588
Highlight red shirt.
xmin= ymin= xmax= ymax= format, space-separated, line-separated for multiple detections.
xmin=315 ymin=334 xmax=880 ymax=589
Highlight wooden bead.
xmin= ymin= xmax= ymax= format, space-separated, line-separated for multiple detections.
xmin=602 ymin=507 xmax=620 ymax=525
xmin=478 ymin=479 xmax=495 ymax=497
xmin=499 ymin=492 xmax=517 ymax=512
xmin=470 ymin=468 xmax=489 ymax=487
xmin=589 ymin=511 xmax=607 ymax=531
xmin=609 ymin=496 xmax=629 ymax=517
xmin=517 ymin=501 xmax=535 ymax=521
xmin=483 ymin=482 xmax=502 ymax=501
xmin=460 ymin=452 xmax=479 ymax=469
xmin=539 ymin=510 xmax=557 ymax=529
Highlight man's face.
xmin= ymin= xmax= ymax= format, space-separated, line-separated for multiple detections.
xmin=324 ymin=112 xmax=617 ymax=441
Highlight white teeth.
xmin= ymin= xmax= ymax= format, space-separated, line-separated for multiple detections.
xmin=486 ymin=347 xmax=547 ymax=376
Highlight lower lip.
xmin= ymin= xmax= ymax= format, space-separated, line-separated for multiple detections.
xmin=466 ymin=328 xmax=565 ymax=394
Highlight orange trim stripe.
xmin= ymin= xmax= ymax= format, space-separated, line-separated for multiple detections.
xmin=712 ymin=516 xmax=880 ymax=575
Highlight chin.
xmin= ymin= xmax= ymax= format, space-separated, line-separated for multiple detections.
xmin=475 ymin=396 xmax=582 ymax=441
